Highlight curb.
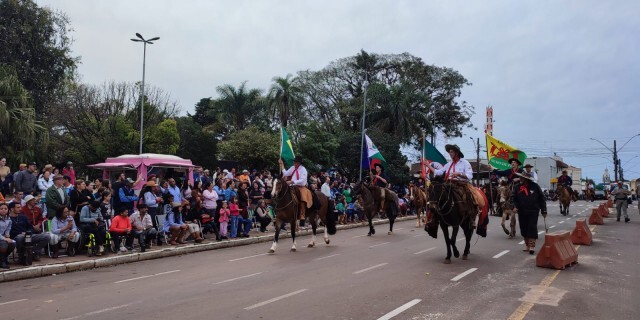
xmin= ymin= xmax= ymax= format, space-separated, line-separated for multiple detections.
xmin=0 ymin=216 xmax=414 ymax=283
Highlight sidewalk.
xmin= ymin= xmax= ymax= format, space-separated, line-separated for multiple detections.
xmin=0 ymin=216 xmax=414 ymax=283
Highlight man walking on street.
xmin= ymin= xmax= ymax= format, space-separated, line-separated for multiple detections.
xmin=611 ymin=181 xmax=632 ymax=222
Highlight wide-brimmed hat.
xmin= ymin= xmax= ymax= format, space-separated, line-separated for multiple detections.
xmin=24 ymin=195 xmax=36 ymax=203
xmin=146 ymin=180 xmax=157 ymax=187
xmin=373 ymin=163 xmax=384 ymax=170
xmin=242 ymin=169 xmax=249 ymax=174
xmin=172 ymin=202 xmax=182 ymax=208
xmin=293 ymin=156 xmax=303 ymax=163
xmin=445 ymin=144 xmax=464 ymax=158
xmin=524 ymin=163 xmax=533 ymax=168
xmin=516 ymin=172 xmax=534 ymax=181
xmin=508 ymin=158 xmax=522 ymax=166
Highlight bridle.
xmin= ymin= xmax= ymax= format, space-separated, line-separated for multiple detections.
xmin=272 ymin=179 xmax=296 ymax=211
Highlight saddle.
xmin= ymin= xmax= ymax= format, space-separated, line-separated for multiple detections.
xmin=290 ymin=186 xmax=315 ymax=209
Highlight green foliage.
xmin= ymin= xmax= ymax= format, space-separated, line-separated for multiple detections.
xmin=296 ymin=122 xmax=340 ymax=171
xmin=146 ymin=119 xmax=180 ymax=154
xmin=175 ymin=116 xmax=217 ymax=169
xmin=0 ymin=65 xmax=48 ymax=165
xmin=0 ymin=0 xmax=78 ymax=120
xmin=268 ymin=75 xmax=304 ymax=128
xmin=217 ymin=126 xmax=279 ymax=171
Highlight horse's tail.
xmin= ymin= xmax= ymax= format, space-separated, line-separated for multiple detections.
xmin=326 ymin=200 xmax=337 ymax=235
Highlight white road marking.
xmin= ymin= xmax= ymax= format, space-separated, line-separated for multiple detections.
xmin=550 ymin=225 xmax=556 ymax=229
xmin=228 ymin=253 xmax=268 ymax=262
xmin=353 ymin=234 xmax=368 ymax=238
xmin=377 ymin=298 xmax=422 ymax=320
xmin=518 ymin=240 xmax=525 ymax=245
xmin=114 ymin=270 xmax=180 ymax=283
xmin=538 ymin=231 xmax=545 ymax=235
xmin=456 ymin=238 xmax=464 ymax=242
xmin=0 ymin=299 xmax=28 ymax=306
xmin=413 ymin=234 xmax=424 ymax=237
xmin=369 ymin=242 xmax=390 ymax=248
xmin=353 ymin=263 xmax=388 ymax=274
xmin=394 ymin=228 xmax=405 ymax=231
xmin=572 ymin=215 xmax=577 ymax=217
xmin=314 ymin=254 xmax=341 ymax=261
xmin=451 ymin=268 xmax=478 ymax=281
xmin=493 ymin=250 xmax=510 ymax=259
xmin=244 ymin=289 xmax=308 ymax=310
xmin=413 ymin=247 xmax=436 ymax=255
xmin=559 ymin=221 xmax=565 ymax=224
xmin=213 ymin=272 xmax=262 ymax=285
xmin=59 ymin=301 xmax=140 ymax=320
xmin=565 ymin=218 xmax=571 ymax=220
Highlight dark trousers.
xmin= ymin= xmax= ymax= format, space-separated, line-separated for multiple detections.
xmin=81 ymin=224 xmax=106 ymax=245
xmin=237 ymin=217 xmax=252 ymax=236
xmin=256 ymin=215 xmax=272 ymax=232
xmin=133 ymin=228 xmax=157 ymax=246
xmin=111 ymin=231 xmax=134 ymax=249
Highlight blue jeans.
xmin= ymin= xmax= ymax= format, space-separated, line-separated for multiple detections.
xmin=237 ymin=217 xmax=252 ymax=236
xmin=230 ymin=216 xmax=239 ymax=238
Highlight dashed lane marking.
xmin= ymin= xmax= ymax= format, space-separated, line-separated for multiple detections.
xmin=549 ymin=225 xmax=556 ymax=229
xmin=518 ymin=240 xmax=525 ymax=245
xmin=353 ymin=263 xmax=388 ymax=274
xmin=493 ymin=250 xmax=510 ymax=259
xmin=314 ymin=254 xmax=340 ymax=261
xmin=538 ymin=231 xmax=545 ymax=235
xmin=369 ymin=242 xmax=390 ymax=248
xmin=244 ymin=289 xmax=308 ymax=310
xmin=451 ymin=268 xmax=478 ymax=281
xmin=413 ymin=247 xmax=436 ymax=255
xmin=559 ymin=221 xmax=565 ymax=224
xmin=377 ymin=299 xmax=422 ymax=320
xmin=213 ymin=272 xmax=263 ymax=285
xmin=0 ymin=299 xmax=28 ymax=306
xmin=228 ymin=253 xmax=268 ymax=262
xmin=59 ymin=301 xmax=141 ymax=320
xmin=114 ymin=270 xmax=180 ymax=283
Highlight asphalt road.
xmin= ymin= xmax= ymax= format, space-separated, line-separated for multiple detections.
xmin=0 ymin=201 xmax=638 ymax=320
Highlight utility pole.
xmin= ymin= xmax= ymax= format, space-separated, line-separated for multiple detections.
xmin=476 ymin=137 xmax=480 ymax=186
xmin=613 ymin=140 xmax=618 ymax=181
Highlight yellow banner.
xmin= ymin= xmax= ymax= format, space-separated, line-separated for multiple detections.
xmin=485 ymin=134 xmax=527 ymax=170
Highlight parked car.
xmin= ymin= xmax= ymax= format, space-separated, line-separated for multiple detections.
xmin=594 ymin=190 xmax=606 ymax=200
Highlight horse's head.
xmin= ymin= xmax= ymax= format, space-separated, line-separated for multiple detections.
xmin=271 ymin=178 xmax=286 ymax=199
xmin=351 ymin=180 xmax=364 ymax=197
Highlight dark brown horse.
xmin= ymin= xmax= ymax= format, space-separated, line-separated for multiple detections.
xmin=268 ymin=179 xmax=337 ymax=253
xmin=351 ymin=181 xmax=399 ymax=236
xmin=409 ymin=185 xmax=428 ymax=228
xmin=556 ymin=185 xmax=572 ymax=216
xmin=427 ymin=180 xmax=474 ymax=264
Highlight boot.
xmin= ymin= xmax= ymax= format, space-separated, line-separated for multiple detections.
xmin=192 ymin=232 xmax=204 ymax=243
xmin=169 ymin=230 xmax=179 ymax=245
xmin=51 ymin=244 xmax=60 ymax=258
xmin=0 ymin=253 xmax=8 ymax=269
xmin=299 ymin=206 xmax=306 ymax=221
xmin=177 ymin=229 xmax=188 ymax=244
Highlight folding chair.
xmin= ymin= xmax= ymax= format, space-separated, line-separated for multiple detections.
xmin=248 ymin=208 xmax=260 ymax=232
xmin=155 ymin=215 xmax=169 ymax=245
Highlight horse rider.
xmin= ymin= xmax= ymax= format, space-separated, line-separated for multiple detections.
xmin=523 ymin=164 xmax=538 ymax=183
xmin=370 ymin=163 xmax=390 ymax=213
xmin=426 ymin=144 xmax=477 ymax=232
xmin=492 ymin=158 xmax=524 ymax=184
xmin=557 ymin=170 xmax=576 ymax=201
xmin=278 ymin=156 xmax=312 ymax=221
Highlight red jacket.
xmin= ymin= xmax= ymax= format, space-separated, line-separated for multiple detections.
xmin=109 ymin=215 xmax=131 ymax=233
xmin=21 ymin=205 xmax=45 ymax=228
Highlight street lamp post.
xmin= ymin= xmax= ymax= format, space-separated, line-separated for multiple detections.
xmin=590 ymin=133 xmax=640 ymax=182
xmin=131 ymin=33 xmax=160 ymax=154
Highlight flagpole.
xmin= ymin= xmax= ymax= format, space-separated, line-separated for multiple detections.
xmin=359 ymin=78 xmax=368 ymax=182
xmin=280 ymin=127 xmax=283 ymax=162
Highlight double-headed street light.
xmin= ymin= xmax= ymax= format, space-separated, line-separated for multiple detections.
xmin=131 ymin=33 xmax=160 ymax=154
xmin=590 ymin=133 xmax=640 ymax=181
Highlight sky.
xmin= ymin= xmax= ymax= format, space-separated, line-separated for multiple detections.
xmin=37 ymin=0 xmax=640 ymax=183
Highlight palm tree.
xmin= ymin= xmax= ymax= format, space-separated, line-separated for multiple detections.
xmin=215 ymin=82 xmax=265 ymax=131
xmin=268 ymin=74 xmax=304 ymax=127
xmin=366 ymin=82 xmax=430 ymax=144
xmin=0 ymin=65 xmax=47 ymax=164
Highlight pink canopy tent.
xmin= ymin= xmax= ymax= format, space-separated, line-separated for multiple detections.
xmin=87 ymin=153 xmax=195 ymax=189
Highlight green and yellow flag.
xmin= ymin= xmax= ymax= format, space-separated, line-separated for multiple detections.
xmin=486 ymin=134 xmax=527 ymax=170
xmin=280 ymin=128 xmax=295 ymax=167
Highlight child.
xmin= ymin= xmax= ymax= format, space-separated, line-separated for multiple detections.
xmin=219 ymin=201 xmax=230 ymax=240
xmin=229 ymin=196 xmax=240 ymax=238
xmin=336 ymin=197 xmax=346 ymax=225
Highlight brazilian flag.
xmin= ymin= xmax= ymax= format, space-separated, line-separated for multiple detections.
xmin=280 ymin=128 xmax=295 ymax=167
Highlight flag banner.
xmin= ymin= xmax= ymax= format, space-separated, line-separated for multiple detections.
xmin=421 ymin=138 xmax=447 ymax=179
xmin=280 ymin=128 xmax=295 ymax=167
xmin=486 ymin=134 xmax=527 ymax=170
xmin=362 ymin=134 xmax=387 ymax=170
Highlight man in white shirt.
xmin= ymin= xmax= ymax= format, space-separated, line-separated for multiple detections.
xmin=279 ymin=156 xmax=312 ymax=220
xmin=320 ymin=177 xmax=331 ymax=198
xmin=129 ymin=204 xmax=157 ymax=252
xmin=523 ymin=164 xmax=538 ymax=183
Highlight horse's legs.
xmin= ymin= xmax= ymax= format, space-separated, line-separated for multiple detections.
xmin=441 ymin=223 xmax=452 ymax=264
xmin=269 ymin=218 xmax=282 ymax=254
xmin=462 ymin=223 xmax=472 ymax=260
xmin=290 ymin=219 xmax=297 ymax=252
xmin=451 ymin=226 xmax=460 ymax=258
xmin=501 ymin=207 xmax=510 ymax=236
xmin=367 ymin=214 xmax=375 ymax=236
xmin=308 ymin=216 xmax=317 ymax=248
xmin=509 ymin=210 xmax=517 ymax=237
xmin=416 ymin=205 xmax=421 ymax=227
xmin=388 ymin=206 xmax=396 ymax=235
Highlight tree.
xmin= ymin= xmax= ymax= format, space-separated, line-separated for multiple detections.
xmin=146 ymin=119 xmax=180 ymax=154
xmin=217 ymin=126 xmax=279 ymax=171
xmin=268 ymin=75 xmax=304 ymax=128
xmin=0 ymin=65 xmax=48 ymax=165
xmin=175 ymin=116 xmax=217 ymax=170
xmin=0 ymin=0 xmax=78 ymax=120
xmin=296 ymin=122 xmax=340 ymax=171
xmin=215 ymin=82 xmax=267 ymax=132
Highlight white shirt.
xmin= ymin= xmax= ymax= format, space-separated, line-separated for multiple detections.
xmin=433 ymin=158 xmax=473 ymax=181
xmin=524 ymin=169 xmax=539 ymax=183
xmin=282 ymin=165 xmax=308 ymax=187
xmin=321 ymin=183 xmax=331 ymax=198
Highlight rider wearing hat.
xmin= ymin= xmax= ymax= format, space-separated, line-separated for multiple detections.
xmin=492 ymin=158 xmax=524 ymax=184
xmin=279 ymin=156 xmax=312 ymax=220
xmin=523 ymin=163 xmax=538 ymax=183
xmin=557 ymin=170 xmax=577 ymax=201
xmin=370 ymin=163 xmax=388 ymax=188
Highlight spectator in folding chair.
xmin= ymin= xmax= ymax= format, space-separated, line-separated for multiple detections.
xmin=130 ymin=204 xmax=157 ymax=252
xmin=79 ymin=200 xmax=107 ymax=256
xmin=109 ymin=207 xmax=134 ymax=252
xmin=0 ymin=203 xmax=15 ymax=268
xmin=163 ymin=202 xmax=189 ymax=245
xmin=180 ymin=202 xmax=204 ymax=243
xmin=9 ymin=201 xmax=50 ymax=264
xmin=49 ymin=206 xmax=80 ymax=258
xmin=254 ymin=200 xmax=272 ymax=233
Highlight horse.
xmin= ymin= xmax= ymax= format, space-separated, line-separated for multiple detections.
xmin=409 ymin=184 xmax=428 ymax=227
xmin=268 ymin=179 xmax=337 ymax=253
xmin=351 ymin=181 xmax=399 ymax=236
xmin=497 ymin=183 xmax=517 ymax=238
xmin=585 ymin=188 xmax=594 ymax=202
xmin=427 ymin=180 xmax=475 ymax=264
xmin=483 ymin=184 xmax=501 ymax=216
xmin=556 ymin=185 xmax=572 ymax=216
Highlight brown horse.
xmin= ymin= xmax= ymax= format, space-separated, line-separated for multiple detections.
xmin=556 ymin=185 xmax=572 ymax=216
xmin=268 ymin=179 xmax=337 ymax=253
xmin=498 ymin=183 xmax=517 ymax=238
xmin=585 ymin=188 xmax=595 ymax=202
xmin=351 ymin=181 xmax=399 ymax=236
xmin=409 ymin=185 xmax=428 ymax=227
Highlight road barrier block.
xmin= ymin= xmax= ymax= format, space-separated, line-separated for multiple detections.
xmin=536 ymin=231 xmax=578 ymax=270
xmin=598 ymin=204 xmax=609 ymax=217
xmin=589 ymin=208 xmax=604 ymax=225
xmin=606 ymin=199 xmax=613 ymax=208
xmin=570 ymin=218 xmax=592 ymax=245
